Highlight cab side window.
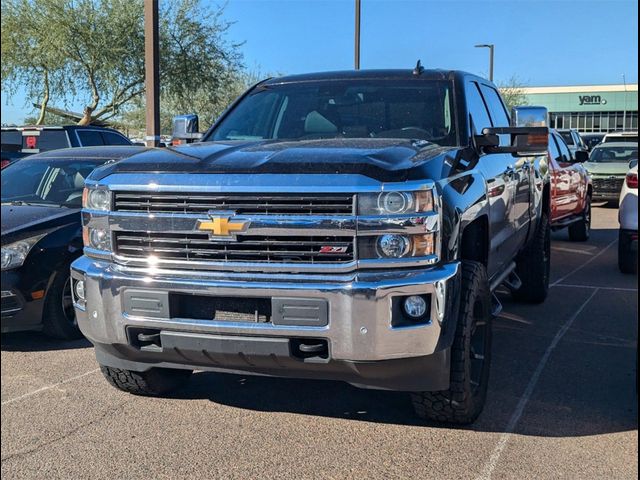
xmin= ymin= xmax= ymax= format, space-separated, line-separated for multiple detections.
xmin=555 ymin=134 xmax=572 ymax=163
xmin=465 ymin=82 xmax=493 ymax=135
xmin=479 ymin=84 xmax=510 ymax=127
xmin=102 ymin=132 xmax=131 ymax=145
xmin=549 ymin=134 xmax=562 ymax=163
xmin=77 ymin=130 xmax=104 ymax=146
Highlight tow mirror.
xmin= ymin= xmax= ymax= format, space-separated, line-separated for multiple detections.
xmin=475 ymin=106 xmax=549 ymax=156
xmin=172 ymin=114 xmax=202 ymax=145
xmin=574 ymin=150 xmax=589 ymax=163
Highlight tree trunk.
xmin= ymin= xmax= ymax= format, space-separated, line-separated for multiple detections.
xmin=35 ymin=70 xmax=50 ymax=125
xmin=78 ymin=106 xmax=94 ymax=126
xmin=78 ymin=72 xmax=100 ymax=125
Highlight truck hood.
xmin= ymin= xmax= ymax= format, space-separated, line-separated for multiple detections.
xmin=583 ymin=161 xmax=630 ymax=176
xmin=90 ymin=138 xmax=459 ymax=182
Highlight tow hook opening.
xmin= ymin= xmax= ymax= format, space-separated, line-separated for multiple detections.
xmin=290 ymin=338 xmax=329 ymax=362
xmin=128 ymin=327 xmax=162 ymax=352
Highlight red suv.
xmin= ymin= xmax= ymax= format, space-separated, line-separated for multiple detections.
xmin=548 ymin=130 xmax=592 ymax=241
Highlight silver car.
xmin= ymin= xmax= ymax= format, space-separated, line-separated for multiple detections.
xmin=618 ymin=160 xmax=638 ymax=273
xmin=584 ymin=142 xmax=638 ymax=203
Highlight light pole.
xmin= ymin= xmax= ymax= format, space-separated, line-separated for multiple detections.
xmin=622 ymin=73 xmax=627 ymax=131
xmin=475 ymin=44 xmax=494 ymax=82
xmin=144 ymin=0 xmax=160 ymax=147
xmin=354 ymin=0 xmax=361 ymax=70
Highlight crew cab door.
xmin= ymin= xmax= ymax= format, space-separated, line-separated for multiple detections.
xmin=554 ymin=133 xmax=581 ymax=217
xmin=549 ymin=133 xmax=574 ymax=220
xmin=478 ymin=83 xmax=532 ymax=247
xmin=465 ymin=80 xmax=519 ymax=276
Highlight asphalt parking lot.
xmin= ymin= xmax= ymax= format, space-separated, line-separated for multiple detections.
xmin=1 ymin=204 xmax=637 ymax=480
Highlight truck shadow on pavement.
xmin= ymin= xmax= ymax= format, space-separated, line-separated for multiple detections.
xmin=170 ymin=274 xmax=637 ymax=437
xmin=0 ymin=332 xmax=91 ymax=352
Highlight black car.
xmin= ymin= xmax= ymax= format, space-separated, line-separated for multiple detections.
xmin=1 ymin=125 xmax=132 ymax=169
xmin=1 ymin=146 xmax=144 ymax=338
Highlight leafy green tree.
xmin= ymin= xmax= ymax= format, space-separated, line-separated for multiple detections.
xmin=1 ymin=0 xmax=244 ymax=126
xmin=498 ymin=75 xmax=530 ymax=112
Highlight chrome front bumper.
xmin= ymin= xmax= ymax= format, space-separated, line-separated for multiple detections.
xmin=71 ymin=256 xmax=460 ymax=389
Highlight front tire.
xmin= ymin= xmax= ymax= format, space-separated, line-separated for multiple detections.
xmin=42 ymin=270 xmax=83 ymax=340
xmin=512 ymin=213 xmax=550 ymax=303
xmin=100 ymin=365 xmax=193 ymax=396
xmin=568 ymin=196 xmax=591 ymax=242
xmin=411 ymin=261 xmax=492 ymax=424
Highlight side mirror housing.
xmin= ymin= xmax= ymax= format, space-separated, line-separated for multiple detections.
xmin=475 ymin=106 xmax=549 ymax=156
xmin=574 ymin=150 xmax=589 ymax=163
xmin=630 ymin=159 xmax=638 ymax=169
xmin=172 ymin=114 xmax=202 ymax=145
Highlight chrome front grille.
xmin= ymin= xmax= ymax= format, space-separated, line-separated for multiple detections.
xmin=113 ymin=192 xmax=355 ymax=215
xmin=114 ymin=232 xmax=355 ymax=264
xmin=592 ymin=177 xmax=624 ymax=193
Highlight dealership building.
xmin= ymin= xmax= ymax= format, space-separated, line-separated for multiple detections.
xmin=520 ymin=84 xmax=638 ymax=133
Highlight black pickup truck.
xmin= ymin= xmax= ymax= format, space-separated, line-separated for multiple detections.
xmin=70 ymin=69 xmax=550 ymax=424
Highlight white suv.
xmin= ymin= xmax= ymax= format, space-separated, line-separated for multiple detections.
xmin=604 ymin=131 xmax=638 ymax=144
xmin=618 ymin=160 xmax=638 ymax=273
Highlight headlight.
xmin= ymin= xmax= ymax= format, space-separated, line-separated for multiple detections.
xmin=377 ymin=234 xmax=410 ymax=258
xmin=358 ymin=190 xmax=433 ymax=215
xmin=83 ymin=227 xmax=112 ymax=251
xmin=1 ymin=234 xmax=46 ymax=271
xmin=82 ymin=187 xmax=111 ymax=211
xmin=359 ymin=233 xmax=435 ymax=259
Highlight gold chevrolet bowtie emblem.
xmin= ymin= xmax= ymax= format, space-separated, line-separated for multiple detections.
xmin=197 ymin=214 xmax=249 ymax=239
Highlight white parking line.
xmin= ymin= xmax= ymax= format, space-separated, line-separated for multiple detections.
xmin=550 ymin=239 xmax=617 ymax=287
xmin=556 ymin=283 xmax=637 ymax=292
xmin=1 ymin=368 xmax=100 ymax=406
xmin=551 ymin=246 xmax=594 ymax=256
xmin=477 ymin=288 xmax=600 ymax=480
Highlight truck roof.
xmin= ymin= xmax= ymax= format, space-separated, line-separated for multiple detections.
xmin=263 ymin=69 xmax=479 ymax=85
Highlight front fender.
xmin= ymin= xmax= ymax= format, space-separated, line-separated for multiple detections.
xmin=437 ymin=171 xmax=490 ymax=264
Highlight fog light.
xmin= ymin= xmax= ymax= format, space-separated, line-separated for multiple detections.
xmin=377 ymin=234 xmax=410 ymax=258
xmin=403 ymin=295 xmax=427 ymax=318
xmin=74 ymin=280 xmax=86 ymax=301
xmin=88 ymin=228 xmax=111 ymax=251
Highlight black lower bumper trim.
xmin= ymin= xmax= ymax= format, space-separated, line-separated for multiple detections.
xmin=92 ymin=331 xmax=451 ymax=392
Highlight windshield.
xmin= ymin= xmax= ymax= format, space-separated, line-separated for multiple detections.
xmin=1 ymin=158 xmax=105 ymax=207
xmin=208 ymin=80 xmax=457 ymax=145
xmin=559 ymin=132 xmax=575 ymax=146
xmin=589 ymin=146 xmax=638 ymax=163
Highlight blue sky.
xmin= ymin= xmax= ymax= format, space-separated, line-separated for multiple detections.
xmin=1 ymin=0 xmax=637 ymax=124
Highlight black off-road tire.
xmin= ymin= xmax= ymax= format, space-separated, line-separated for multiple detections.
xmin=42 ymin=269 xmax=83 ymax=340
xmin=618 ymin=230 xmax=637 ymax=274
xmin=411 ymin=261 xmax=492 ymax=424
xmin=100 ymin=365 xmax=193 ymax=396
xmin=568 ymin=197 xmax=591 ymax=242
xmin=512 ymin=213 xmax=551 ymax=304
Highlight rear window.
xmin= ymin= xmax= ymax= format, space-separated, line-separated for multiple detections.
xmin=21 ymin=130 xmax=69 ymax=151
xmin=604 ymin=135 xmax=638 ymax=144
xmin=1 ymin=130 xmax=22 ymax=147
xmin=559 ymin=131 xmax=574 ymax=146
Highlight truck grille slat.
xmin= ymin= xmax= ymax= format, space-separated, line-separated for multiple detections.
xmin=114 ymin=232 xmax=355 ymax=264
xmin=114 ymin=192 xmax=354 ymax=215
